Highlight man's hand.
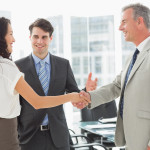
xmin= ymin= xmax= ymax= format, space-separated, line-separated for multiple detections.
xmin=72 ymin=91 xmax=91 ymax=109
xmin=147 ymin=146 xmax=150 ymax=150
xmin=86 ymin=72 xmax=98 ymax=92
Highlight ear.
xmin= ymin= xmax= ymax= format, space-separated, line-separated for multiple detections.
xmin=50 ymin=35 xmax=53 ymax=40
xmin=137 ymin=17 xmax=144 ymax=25
xmin=137 ymin=17 xmax=146 ymax=30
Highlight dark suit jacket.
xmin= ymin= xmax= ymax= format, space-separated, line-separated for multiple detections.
xmin=15 ymin=53 xmax=80 ymax=148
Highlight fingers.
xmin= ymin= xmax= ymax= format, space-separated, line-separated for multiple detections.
xmin=80 ymin=91 xmax=91 ymax=101
xmin=73 ymin=101 xmax=88 ymax=109
xmin=95 ymin=77 xmax=98 ymax=84
xmin=86 ymin=73 xmax=98 ymax=92
xmin=89 ymin=86 xmax=96 ymax=91
xmin=80 ymin=95 xmax=90 ymax=103
xmin=71 ymin=92 xmax=91 ymax=109
xmin=87 ymin=72 xmax=92 ymax=81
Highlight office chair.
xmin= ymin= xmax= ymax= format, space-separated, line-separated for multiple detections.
xmin=81 ymin=100 xmax=117 ymax=122
xmin=69 ymin=129 xmax=108 ymax=150
xmin=80 ymin=100 xmax=117 ymax=150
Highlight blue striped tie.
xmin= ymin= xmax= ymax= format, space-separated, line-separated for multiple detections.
xmin=120 ymin=48 xmax=139 ymax=119
xmin=39 ymin=60 xmax=49 ymax=125
xmin=39 ymin=60 xmax=49 ymax=95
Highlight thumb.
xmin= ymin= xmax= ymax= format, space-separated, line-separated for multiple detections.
xmin=95 ymin=77 xmax=98 ymax=83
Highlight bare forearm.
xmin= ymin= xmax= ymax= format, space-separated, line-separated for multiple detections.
xmin=36 ymin=94 xmax=78 ymax=109
xmin=15 ymin=77 xmax=88 ymax=109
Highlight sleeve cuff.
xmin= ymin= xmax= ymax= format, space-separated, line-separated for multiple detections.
xmin=10 ymin=72 xmax=24 ymax=95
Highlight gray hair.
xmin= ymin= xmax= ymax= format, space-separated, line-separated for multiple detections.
xmin=122 ymin=3 xmax=150 ymax=29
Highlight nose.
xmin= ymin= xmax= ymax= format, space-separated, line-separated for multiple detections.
xmin=13 ymin=36 xmax=15 ymax=42
xmin=119 ymin=24 xmax=123 ymax=31
xmin=37 ymin=38 xmax=43 ymax=43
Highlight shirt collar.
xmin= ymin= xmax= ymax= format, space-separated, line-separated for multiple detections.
xmin=32 ymin=53 xmax=50 ymax=65
xmin=137 ymin=36 xmax=150 ymax=52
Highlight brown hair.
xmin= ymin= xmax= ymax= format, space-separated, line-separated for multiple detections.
xmin=29 ymin=18 xmax=54 ymax=36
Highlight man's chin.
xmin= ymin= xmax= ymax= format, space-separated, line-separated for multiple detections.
xmin=124 ymin=37 xmax=129 ymax=41
xmin=35 ymin=50 xmax=48 ymax=55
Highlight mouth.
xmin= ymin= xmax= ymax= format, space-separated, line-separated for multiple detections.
xmin=10 ymin=43 xmax=13 ymax=47
xmin=123 ymin=31 xmax=127 ymax=37
xmin=35 ymin=45 xmax=44 ymax=48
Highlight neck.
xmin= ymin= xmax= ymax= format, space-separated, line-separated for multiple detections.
xmin=33 ymin=52 xmax=48 ymax=60
xmin=134 ymin=30 xmax=150 ymax=46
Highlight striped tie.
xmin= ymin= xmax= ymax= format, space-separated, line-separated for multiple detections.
xmin=39 ymin=60 xmax=49 ymax=125
xmin=39 ymin=60 xmax=49 ymax=95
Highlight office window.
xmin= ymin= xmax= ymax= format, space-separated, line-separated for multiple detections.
xmin=107 ymin=55 xmax=115 ymax=74
xmin=83 ymin=78 xmax=87 ymax=86
xmin=71 ymin=17 xmax=88 ymax=53
xmin=75 ymin=78 xmax=81 ymax=86
xmin=72 ymin=57 xmax=80 ymax=74
xmin=83 ymin=57 xmax=88 ymax=74
xmin=89 ymin=16 xmax=115 ymax=87
xmin=47 ymin=16 xmax=64 ymax=57
xmin=121 ymin=33 xmax=135 ymax=66
xmin=95 ymin=56 xmax=102 ymax=73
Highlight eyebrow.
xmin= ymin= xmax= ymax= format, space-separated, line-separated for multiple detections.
xmin=32 ymin=35 xmax=48 ymax=38
xmin=121 ymin=19 xmax=127 ymax=23
xmin=42 ymin=35 xmax=48 ymax=38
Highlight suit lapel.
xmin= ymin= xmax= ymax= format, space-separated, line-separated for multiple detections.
xmin=47 ymin=54 xmax=56 ymax=95
xmin=125 ymin=40 xmax=150 ymax=86
xmin=126 ymin=50 xmax=147 ymax=85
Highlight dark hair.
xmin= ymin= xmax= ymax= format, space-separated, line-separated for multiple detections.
xmin=122 ymin=3 xmax=150 ymax=29
xmin=29 ymin=18 xmax=54 ymax=36
xmin=0 ymin=17 xmax=11 ymax=59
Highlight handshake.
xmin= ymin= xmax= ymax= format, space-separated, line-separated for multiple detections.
xmin=70 ymin=72 xmax=97 ymax=109
xmin=70 ymin=91 xmax=91 ymax=109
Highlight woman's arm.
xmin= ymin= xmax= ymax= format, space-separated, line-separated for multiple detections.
xmin=15 ymin=76 xmax=90 ymax=109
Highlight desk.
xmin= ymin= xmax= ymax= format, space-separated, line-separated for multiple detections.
xmin=78 ymin=121 xmax=125 ymax=150
xmin=78 ymin=121 xmax=115 ymax=143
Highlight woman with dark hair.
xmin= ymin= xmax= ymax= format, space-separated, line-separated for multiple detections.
xmin=0 ymin=17 xmax=11 ymax=59
xmin=0 ymin=17 xmax=89 ymax=150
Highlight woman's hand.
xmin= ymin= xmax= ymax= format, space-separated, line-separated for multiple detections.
xmin=70 ymin=92 xmax=90 ymax=107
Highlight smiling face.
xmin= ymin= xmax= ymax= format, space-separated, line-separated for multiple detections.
xmin=30 ymin=27 xmax=52 ymax=59
xmin=5 ymin=23 xmax=15 ymax=54
xmin=119 ymin=8 xmax=139 ymax=44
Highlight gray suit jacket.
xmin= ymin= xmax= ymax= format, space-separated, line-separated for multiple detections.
xmin=15 ymin=53 xmax=80 ymax=148
xmin=89 ymin=38 xmax=150 ymax=150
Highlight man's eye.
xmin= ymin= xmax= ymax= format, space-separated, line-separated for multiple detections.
xmin=43 ymin=37 xmax=47 ymax=39
xmin=34 ymin=36 xmax=38 ymax=39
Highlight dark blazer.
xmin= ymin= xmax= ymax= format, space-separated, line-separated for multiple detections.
xmin=15 ymin=53 xmax=80 ymax=148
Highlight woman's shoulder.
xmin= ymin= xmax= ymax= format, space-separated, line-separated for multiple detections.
xmin=0 ymin=58 xmax=19 ymax=76
xmin=0 ymin=58 xmax=16 ymax=68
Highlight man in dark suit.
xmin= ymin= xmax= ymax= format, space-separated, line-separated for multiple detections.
xmin=15 ymin=18 xmax=97 ymax=150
